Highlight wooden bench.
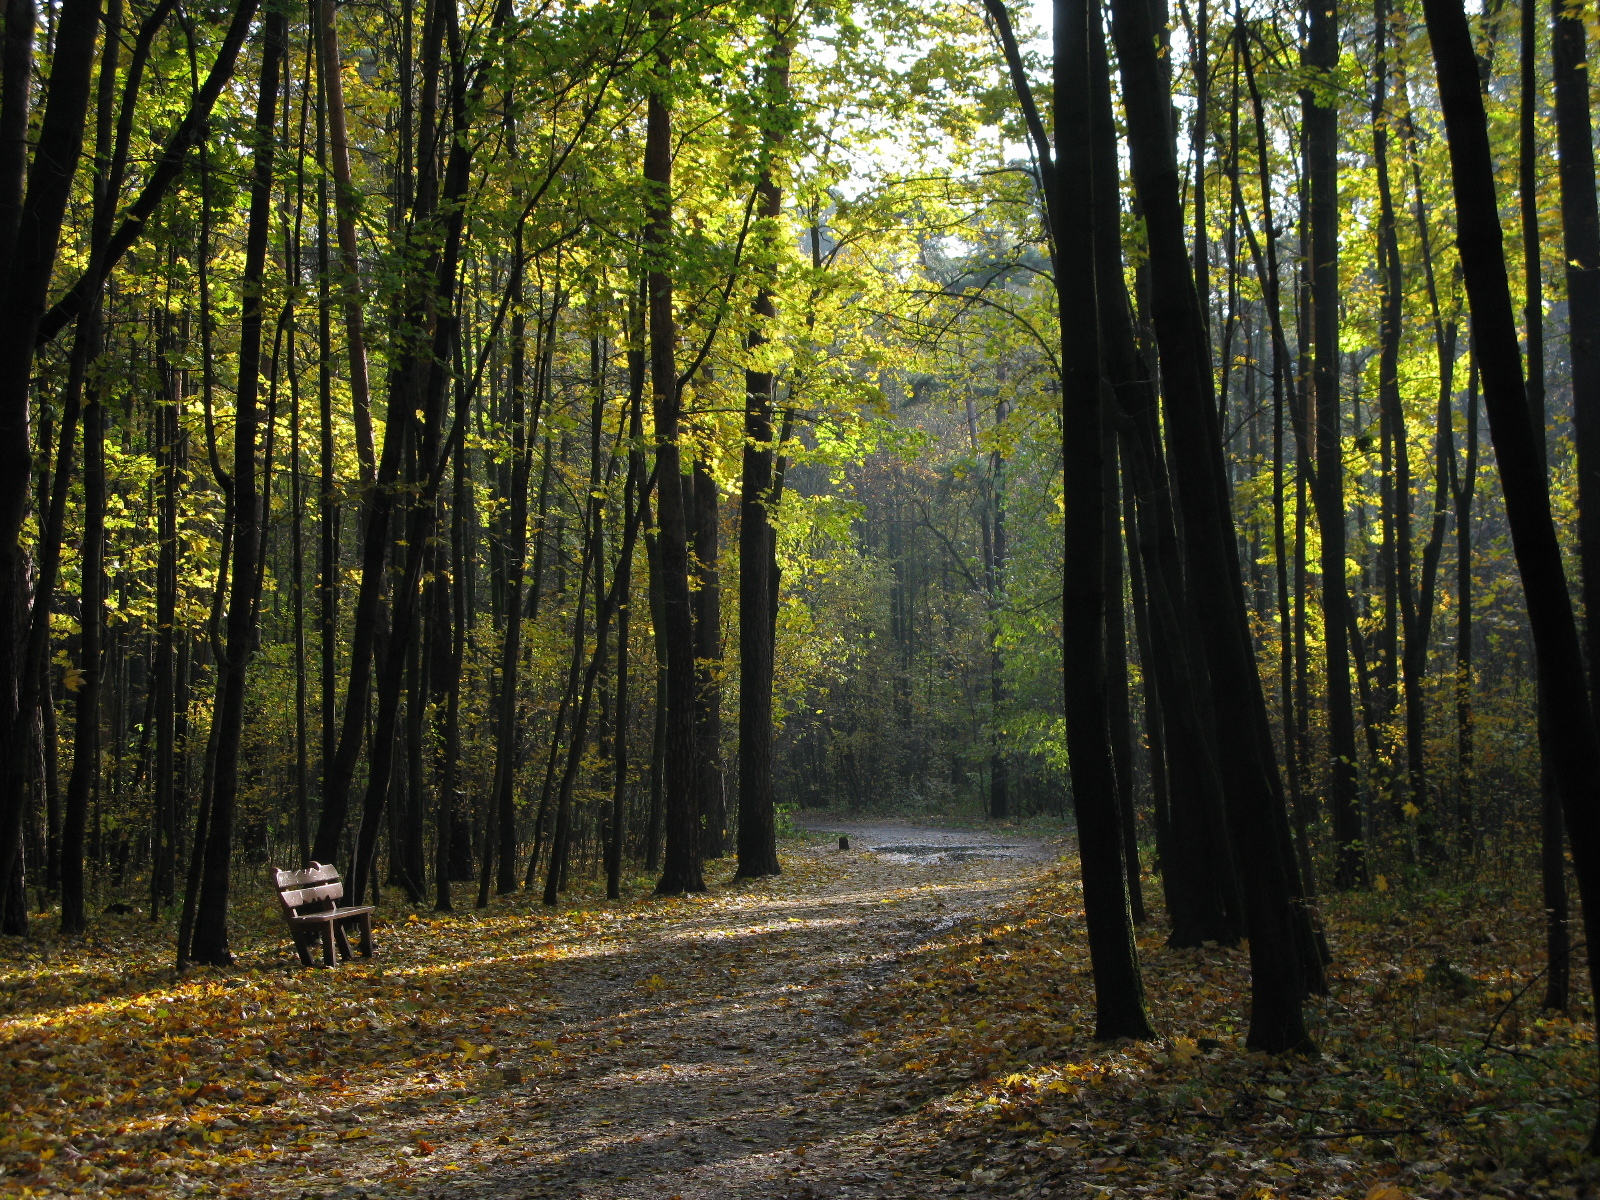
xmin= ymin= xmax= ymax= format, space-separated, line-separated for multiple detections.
xmin=270 ymin=863 xmax=375 ymax=968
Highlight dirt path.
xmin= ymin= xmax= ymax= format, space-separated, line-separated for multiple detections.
xmin=255 ymin=826 xmax=1059 ymax=1200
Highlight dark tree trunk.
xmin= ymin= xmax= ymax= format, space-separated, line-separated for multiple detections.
xmin=647 ymin=39 xmax=705 ymax=896
xmin=736 ymin=31 xmax=788 ymax=878
xmin=1373 ymin=0 xmax=1432 ymax=850
xmin=60 ymin=338 xmax=106 ymax=938
xmin=1095 ymin=18 xmax=1240 ymax=947
xmin=1547 ymin=0 xmax=1599 ymax=1012
xmin=0 ymin=0 xmax=104 ymax=928
xmin=1104 ymin=432 xmax=1144 ymax=923
xmin=1057 ymin=0 xmax=1152 ymax=1041
xmin=152 ymin=319 xmax=183 ymax=913
xmin=691 ymin=461 xmax=726 ymax=859
xmin=609 ymin=338 xmax=648 ymax=899
xmin=1553 ymin=0 xmax=1600 ymax=709
xmin=1110 ymin=0 xmax=1319 ymax=1050
xmin=491 ymin=251 xmax=534 ymax=895
xmin=191 ymin=9 xmax=285 ymax=965
xmin=316 ymin=0 xmax=374 ymax=483
xmin=646 ymin=526 xmax=667 ymax=871
xmin=1305 ymin=0 xmax=1366 ymax=890
xmin=1422 ymin=0 xmax=1600 ymax=1146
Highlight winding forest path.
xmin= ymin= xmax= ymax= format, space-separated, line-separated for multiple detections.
xmin=271 ymin=824 xmax=1060 ymax=1200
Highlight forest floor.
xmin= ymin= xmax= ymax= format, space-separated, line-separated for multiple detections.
xmin=1 ymin=827 xmax=1598 ymax=1200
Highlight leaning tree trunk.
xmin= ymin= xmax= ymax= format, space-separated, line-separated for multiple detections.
xmin=1110 ymin=0 xmax=1319 ymax=1051
xmin=0 ymin=0 xmax=103 ymax=935
xmin=1422 ymin=0 xmax=1600 ymax=1147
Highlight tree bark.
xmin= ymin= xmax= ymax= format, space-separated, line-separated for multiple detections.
xmin=1058 ymin=0 xmax=1151 ymax=1041
xmin=692 ymin=461 xmax=726 ymax=859
xmin=737 ymin=19 xmax=791 ymax=878
xmin=647 ymin=29 xmax=705 ymax=896
xmin=1421 ymin=0 xmax=1600 ymax=1145
xmin=191 ymin=9 xmax=286 ymax=964
xmin=0 ymin=0 xmax=107 ymax=924
xmin=1110 ymin=0 xmax=1319 ymax=1049
xmin=1305 ymin=0 xmax=1366 ymax=890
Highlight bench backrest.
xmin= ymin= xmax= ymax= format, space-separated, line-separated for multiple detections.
xmin=272 ymin=862 xmax=344 ymax=915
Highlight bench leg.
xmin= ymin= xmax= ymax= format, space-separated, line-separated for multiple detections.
xmin=320 ymin=923 xmax=336 ymax=968
xmin=358 ymin=913 xmax=373 ymax=958
xmin=292 ymin=931 xmax=314 ymax=969
xmin=334 ymin=921 xmax=352 ymax=961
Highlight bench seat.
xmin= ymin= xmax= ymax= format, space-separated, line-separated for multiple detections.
xmin=271 ymin=864 xmax=375 ymax=968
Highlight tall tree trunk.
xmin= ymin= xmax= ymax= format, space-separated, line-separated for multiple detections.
xmin=736 ymin=23 xmax=789 ymax=879
xmin=1453 ymin=356 xmax=1479 ymax=850
xmin=609 ymin=336 xmax=648 ymax=898
xmin=1306 ymin=0 xmax=1366 ymax=890
xmin=1110 ymin=0 xmax=1320 ymax=1049
xmin=491 ymin=251 xmax=535 ymax=894
xmin=190 ymin=9 xmax=285 ymax=964
xmin=1374 ymin=0 xmax=1432 ymax=852
xmin=1104 ymin=432 xmax=1144 ymax=923
xmin=692 ymin=461 xmax=726 ymax=859
xmin=1238 ymin=32 xmax=1315 ymax=889
xmin=1095 ymin=18 xmax=1240 ymax=946
xmin=316 ymin=0 xmax=374 ymax=483
xmin=153 ymin=317 xmax=183 ymax=912
xmin=647 ymin=28 xmax=705 ymax=896
xmin=60 ymin=333 xmax=106 ymax=938
xmin=1422 ymin=0 xmax=1600 ymax=1147
xmin=0 ymin=0 xmax=104 ymax=931
xmin=1547 ymin=0 xmax=1598 ymax=1013
xmin=1057 ymin=0 xmax=1151 ymax=1041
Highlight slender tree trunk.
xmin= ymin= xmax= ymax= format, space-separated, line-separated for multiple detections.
xmin=736 ymin=27 xmax=788 ymax=878
xmin=691 ymin=461 xmax=726 ymax=859
xmin=1374 ymin=0 xmax=1433 ymax=852
xmin=1306 ymin=0 xmax=1366 ymax=890
xmin=1518 ymin=0 xmax=1568 ymax=1008
xmin=60 ymin=333 xmax=106 ymax=938
xmin=191 ymin=9 xmax=285 ymax=964
xmin=1058 ymin=0 xmax=1152 ymax=1041
xmin=1111 ymin=0 xmax=1319 ymax=1048
xmin=1453 ymin=356 xmax=1479 ymax=850
xmin=316 ymin=0 xmax=374 ymax=483
xmin=0 ymin=0 xmax=104 ymax=929
xmin=647 ymin=30 xmax=705 ymax=896
xmin=608 ymin=341 xmax=647 ymax=899
xmin=152 ymin=319 xmax=182 ymax=913
xmin=1104 ymin=432 xmax=1144 ymax=922
xmin=646 ymin=527 xmax=667 ymax=871
xmin=491 ymin=253 xmax=535 ymax=894
xmin=1423 ymin=0 xmax=1600 ymax=1146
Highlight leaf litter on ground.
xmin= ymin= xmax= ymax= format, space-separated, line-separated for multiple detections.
xmin=1 ymin=841 xmax=1596 ymax=1200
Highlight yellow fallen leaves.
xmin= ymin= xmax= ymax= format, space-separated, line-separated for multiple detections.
xmin=850 ymin=866 xmax=1598 ymax=1198
xmin=0 ymin=845 xmax=840 ymax=1197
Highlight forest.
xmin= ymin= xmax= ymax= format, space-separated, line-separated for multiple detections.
xmin=3 ymin=0 xmax=1600 ymax=1188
